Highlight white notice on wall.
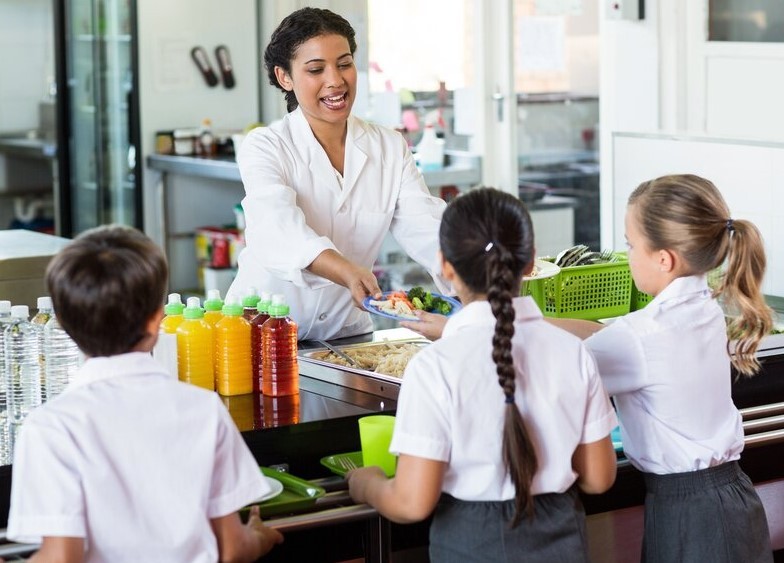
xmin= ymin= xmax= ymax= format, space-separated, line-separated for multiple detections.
xmin=518 ymin=17 xmax=566 ymax=72
xmin=155 ymin=39 xmax=194 ymax=91
xmin=535 ymin=0 xmax=583 ymax=16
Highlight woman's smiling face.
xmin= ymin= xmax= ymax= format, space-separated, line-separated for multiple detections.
xmin=275 ymin=33 xmax=357 ymax=129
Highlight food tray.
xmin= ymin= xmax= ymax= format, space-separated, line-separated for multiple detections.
xmin=320 ymin=451 xmax=364 ymax=477
xmin=298 ymin=338 xmax=429 ymax=400
xmin=246 ymin=467 xmax=326 ymax=518
xmin=522 ymin=255 xmax=632 ymax=321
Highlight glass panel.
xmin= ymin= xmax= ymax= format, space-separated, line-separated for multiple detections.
xmin=709 ymin=0 xmax=784 ymax=42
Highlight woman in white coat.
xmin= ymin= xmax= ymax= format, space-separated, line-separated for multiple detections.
xmin=230 ymin=7 xmax=447 ymax=341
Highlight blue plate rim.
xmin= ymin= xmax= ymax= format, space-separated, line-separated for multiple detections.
xmin=362 ymin=291 xmax=461 ymax=321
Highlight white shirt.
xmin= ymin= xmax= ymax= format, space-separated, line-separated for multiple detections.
xmin=231 ymin=108 xmax=447 ymax=341
xmin=7 ymin=352 xmax=270 ymax=563
xmin=586 ymin=275 xmax=744 ymax=474
xmin=390 ymin=297 xmax=617 ymax=501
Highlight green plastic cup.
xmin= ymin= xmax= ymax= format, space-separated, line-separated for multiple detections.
xmin=358 ymin=415 xmax=397 ymax=477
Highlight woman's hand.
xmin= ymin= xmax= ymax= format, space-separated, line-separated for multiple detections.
xmin=400 ymin=310 xmax=447 ymax=341
xmin=308 ymin=249 xmax=382 ymax=308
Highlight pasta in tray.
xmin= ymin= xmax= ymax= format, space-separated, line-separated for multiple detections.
xmin=314 ymin=343 xmax=422 ymax=377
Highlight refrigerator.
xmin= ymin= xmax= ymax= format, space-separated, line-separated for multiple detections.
xmin=54 ymin=0 xmax=141 ymax=237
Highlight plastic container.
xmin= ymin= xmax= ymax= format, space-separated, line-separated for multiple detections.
xmin=415 ymin=124 xmax=445 ymax=172
xmin=176 ymin=297 xmax=214 ymax=390
xmin=161 ymin=293 xmax=186 ymax=334
xmin=242 ymin=287 xmax=261 ymax=322
xmin=43 ymin=314 xmax=82 ymax=401
xmin=203 ymin=289 xmax=224 ymax=327
xmin=31 ymin=296 xmax=53 ymax=401
xmin=4 ymin=306 xmax=42 ymax=424
xmin=250 ymin=291 xmax=272 ymax=394
xmin=521 ymin=254 xmax=632 ymax=321
xmin=0 ymin=300 xmax=14 ymax=463
xmin=214 ymin=295 xmax=252 ymax=396
xmin=261 ymin=294 xmax=299 ymax=397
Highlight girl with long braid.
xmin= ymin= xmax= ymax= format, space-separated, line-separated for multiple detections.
xmin=348 ymin=187 xmax=617 ymax=562
xmin=551 ymin=174 xmax=773 ymax=562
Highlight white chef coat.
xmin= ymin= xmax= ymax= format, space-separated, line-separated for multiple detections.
xmin=585 ymin=275 xmax=744 ymax=475
xmin=7 ymin=352 xmax=270 ymax=563
xmin=390 ymin=297 xmax=617 ymax=501
xmin=231 ymin=108 xmax=447 ymax=341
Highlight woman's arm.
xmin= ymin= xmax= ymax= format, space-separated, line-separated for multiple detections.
xmin=571 ymin=436 xmax=617 ymax=494
xmin=347 ymin=454 xmax=446 ymax=523
xmin=211 ymin=507 xmax=283 ymax=563
xmin=546 ymin=318 xmax=605 ymax=339
xmin=308 ymin=249 xmax=382 ymax=307
xmin=28 ymin=537 xmax=84 ymax=563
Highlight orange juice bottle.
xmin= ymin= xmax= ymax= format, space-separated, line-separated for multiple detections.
xmin=160 ymin=293 xmax=185 ymax=334
xmin=250 ymin=291 xmax=271 ymax=394
xmin=242 ymin=286 xmax=261 ymax=322
xmin=261 ymin=294 xmax=299 ymax=396
xmin=176 ymin=296 xmax=214 ymax=390
xmin=214 ymin=295 xmax=252 ymax=396
xmin=203 ymin=289 xmax=224 ymax=328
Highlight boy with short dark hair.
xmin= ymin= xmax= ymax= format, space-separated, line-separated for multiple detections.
xmin=7 ymin=225 xmax=283 ymax=562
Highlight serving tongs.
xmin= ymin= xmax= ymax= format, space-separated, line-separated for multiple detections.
xmin=316 ymin=340 xmax=358 ymax=367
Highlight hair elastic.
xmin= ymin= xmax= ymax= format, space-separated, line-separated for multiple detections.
xmin=504 ymin=394 xmax=515 ymax=404
xmin=726 ymin=218 xmax=735 ymax=232
xmin=484 ymin=241 xmax=495 ymax=252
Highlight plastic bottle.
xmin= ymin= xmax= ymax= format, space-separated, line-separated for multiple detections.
xmin=0 ymin=300 xmax=13 ymax=464
xmin=43 ymin=314 xmax=82 ymax=401
xmin=198 ymin=118 xmax=215 ymax=156
xmin=4 ymin=306 xmax=42 ymax=424
xmin=203 ymin=289 xmax=224 ymax=328
xmin=176 ymin=297 xmax=214 ymax=391
xmin=214 ymin=295 xmax=252 ymax=396
xmin=31 ymin=296 xmax=53 ymax=402
xmin=242 ymin=287 xmax=261 ymax=322
xmin=160 ymin=293 xmax=186 ymax=334
xmin=415 ymin=124 xmax=445 ymax=172
xmin=250 ymin=291 xmax=272 ymax=394
xmin=261 ymin=294 xmax=299 ymax=397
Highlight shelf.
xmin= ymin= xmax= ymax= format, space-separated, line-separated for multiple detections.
xmin=74 ymin=34 xmax=131 ymax=42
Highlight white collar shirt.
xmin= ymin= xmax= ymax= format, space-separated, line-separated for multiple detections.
xmin=231 ymin=108 xmax=448 ymax=340
xmin=390 ymin=297 xmax=617 ymax=500
xmin=7 ymin=352 xmax=269 ymax=563
xmin=585 ymin=275 xmax=744 ymax=474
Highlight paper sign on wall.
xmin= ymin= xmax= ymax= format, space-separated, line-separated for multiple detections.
xmin=517 ymin=17 xmax=566 ymax=72
xmin=535 ymin=0 xmax=583 ymax=16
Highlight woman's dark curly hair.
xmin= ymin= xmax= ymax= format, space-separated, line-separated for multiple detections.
xmin=264 ymin=7 xmax=357 ymax=113
xmin=440 ymin=187 xmax=538 ymax=526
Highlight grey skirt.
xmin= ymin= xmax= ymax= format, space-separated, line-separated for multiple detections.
xmin=642 ymin=461 xmax=772 ymax=563
xmin=428 ymin=486 xmax=589 ymax=563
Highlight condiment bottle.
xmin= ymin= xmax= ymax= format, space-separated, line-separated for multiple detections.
xmin=250 ymin=291 xmax=271 ymax=394
xmin=214 ymin=295 xmax=252 ymax=396
xmin=160 ymin=293 xmax=186 ymax=334
xmin=261 ymin=294 xmax=299 ymax=397
xmin=242 ymin=287 xmax=261 ymax=322
xmin=176 ymin=297 xmax=214 ymax=390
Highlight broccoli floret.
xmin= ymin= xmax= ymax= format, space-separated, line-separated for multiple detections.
xmin=422 ymin=292 xmax=434 ymax=310
xmin=432 ymin=297 xmax=452 ymax=315
xmin=411 ymin=296 xmax=425 ymax=310
xmin=407 ymin=286 xmax=427 ymax=302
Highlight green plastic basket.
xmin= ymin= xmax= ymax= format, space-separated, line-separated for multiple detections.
xmin=522 ymin=255 xmax=632 ymax=321
xmin=630 ymin=283 xmax=653 ymax=311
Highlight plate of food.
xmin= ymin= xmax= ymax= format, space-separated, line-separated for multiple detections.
xmin=253 ymin=476 xmax=284 ymax=504
xmin=523 ymin=259 xmax=561 ymax=281
xmin=363 ymin=287 xmax=461 ymax=321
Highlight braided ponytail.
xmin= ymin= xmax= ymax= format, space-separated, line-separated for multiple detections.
xmin=487 ymin=246 xmax=538 ymax=526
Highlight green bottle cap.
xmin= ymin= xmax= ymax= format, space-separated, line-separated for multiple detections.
xmin=164 ymin=293 xmax=185 ymax=315
xmin=182 ymin=296 xmax=204 ymax=319
xmin=221 ymin=295 xmax=243 ymax=316
xmin=203 ymin=289 xmax=223 ymax=312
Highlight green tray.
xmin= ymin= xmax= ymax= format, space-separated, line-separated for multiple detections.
xmin=320 ymin=451 xmax=363 ymax=477
xmin=246 ymin=467 xmax=326 ymax=518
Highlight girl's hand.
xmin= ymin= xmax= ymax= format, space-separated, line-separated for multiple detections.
xmin=400 ymin=310 xmax=447 ymax=341
xmin=346 ymin=466 xmax=387 ymax=504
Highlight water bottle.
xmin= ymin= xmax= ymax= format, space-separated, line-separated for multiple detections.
xmin=261 ymin=294 xmax=299 ymax=397
xmin=31 ymin=296 xmax=53 ymax=402
xmin=0 ymin=301 xmax=13 ymax=464
xmin=160 ymin=293 xmax=185 ymax=334
xmin=214 ymin=295 xmax=252 ymax=396
xmin=4 ymin=306 xmax=42 ymax=424
xmin=43 ymin=314 xmax=82 ymax=401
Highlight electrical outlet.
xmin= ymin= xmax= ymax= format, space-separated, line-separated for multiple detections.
xmin=607 ymin=0 xmax=645 ymax=20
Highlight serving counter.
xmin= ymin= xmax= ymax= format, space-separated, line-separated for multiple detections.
xmin=0 ymin=327 xmax=783 ymax=561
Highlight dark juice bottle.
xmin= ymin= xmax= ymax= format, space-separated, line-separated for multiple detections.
xmin=242 ymin=286 xmax=261 ymax=322
xmin=250 ymin=292 xmax=271 ymax=394
xmin=261 ymin=294 xmax=299 ymax=397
